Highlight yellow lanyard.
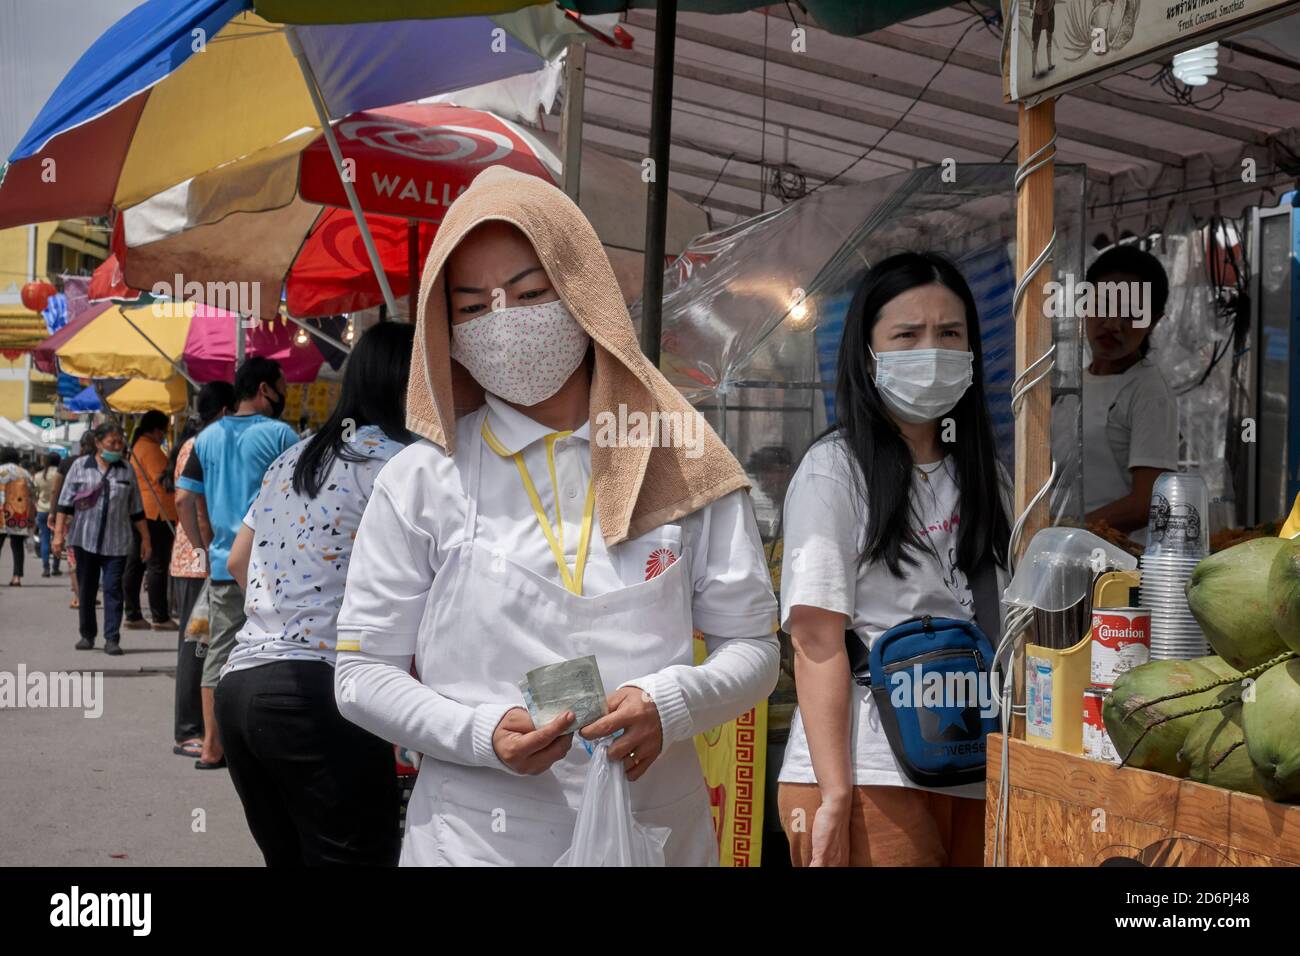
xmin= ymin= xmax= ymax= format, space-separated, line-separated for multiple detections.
xmin=482 ymin=418 xmax=596 ymax=596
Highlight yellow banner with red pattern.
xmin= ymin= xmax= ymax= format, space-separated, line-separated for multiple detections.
xmin=693 ymin=630 xmax=765 ymax=867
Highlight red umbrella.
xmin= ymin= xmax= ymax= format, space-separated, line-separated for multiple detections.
xmin=116 ymin=104 xmax=559 ymax=321
xmin=87 ymin=253 xmax=143 ymax=304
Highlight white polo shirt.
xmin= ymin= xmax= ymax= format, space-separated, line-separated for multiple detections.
xmin=337 ymin=393 xmax=779 ymax=656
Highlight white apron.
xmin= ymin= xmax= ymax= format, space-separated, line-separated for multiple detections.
xmin=400 ymin=418 xmax=718 ymax=867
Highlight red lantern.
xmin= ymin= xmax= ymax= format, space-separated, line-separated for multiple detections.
xmin=21 ymin=281 xmax=56 ymax=313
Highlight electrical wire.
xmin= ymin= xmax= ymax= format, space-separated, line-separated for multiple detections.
xmin=1092 ymin=165 xmax=1297 ymax=209
xmin=809 ymin=17 xmax=984 ymax=193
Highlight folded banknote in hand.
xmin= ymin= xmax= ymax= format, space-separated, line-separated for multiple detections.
xmin=519 ymin=655 xmax=608 ymax=734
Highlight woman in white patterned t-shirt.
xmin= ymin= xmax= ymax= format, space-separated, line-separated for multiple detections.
xmin=777 ymin=252 xmax=1011 ymax=867
xmin=218 ymin=322 xmax=415 ymax=866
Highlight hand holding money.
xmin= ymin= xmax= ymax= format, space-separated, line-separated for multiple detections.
xmin=520 ymin=656 xmax=608 ymax=734
xmin=492 ymin=708 xmax=574 ymax=775
xmin=579 ymin=687 xmax=663 ymax=782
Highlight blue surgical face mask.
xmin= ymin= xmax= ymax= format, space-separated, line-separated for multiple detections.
xmin=100 ymin=450 xmax=123 ymax=464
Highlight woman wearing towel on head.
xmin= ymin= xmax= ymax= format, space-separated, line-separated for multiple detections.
xmin=335 ymin=166 xmax=779 ymax=867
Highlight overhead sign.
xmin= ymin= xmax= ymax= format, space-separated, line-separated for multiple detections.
xmin=1008 ymin=0 xmax=1300 ymax=103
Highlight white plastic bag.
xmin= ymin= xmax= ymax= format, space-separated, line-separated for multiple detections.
xmin=555 ymin=739 xmax=670 ymax=867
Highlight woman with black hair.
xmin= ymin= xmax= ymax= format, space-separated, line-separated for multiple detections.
xmin=777 ymin=251 xmax=1010 ymax=867
xmin=124 ymin=409 xmax=177 ymax=631
xmin=216 ymin=321 xmax=415 ymax=866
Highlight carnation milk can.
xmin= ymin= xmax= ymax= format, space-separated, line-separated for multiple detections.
xmin=1090 ymin=607 xmax=1151 ymax=687
xmin=1082 ymin=685 xmax=1120 ymax=764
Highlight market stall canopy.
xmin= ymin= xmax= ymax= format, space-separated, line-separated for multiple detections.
xmin=32 ymin=301 xmax=115 ymax=374
xmin=107 ymin=376 xmax=189 ymax=415
xmin=183 ymin=309 xmax=326 ymax=383
xmin=0 ymin=0 xmax=592 ymax=230
xmin=0 ymin=417 xmax=45 ymax=451
xmin=116 ymin=103 xmax=707 ymax=317
xmin=64 ymin=386 xmax=102 ymax=414
xmin=55 ymin=302 xmax=192 ymax=381
xmin=0 ymin=313 xmax=48 ymax=354
xmin=569 ymin=7 xmax=1300 ymax=233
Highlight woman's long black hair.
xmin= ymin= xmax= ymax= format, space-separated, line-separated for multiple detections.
xmin=292 ymin=321 xmax=416 ymax=499
xmin=832 ymin=251 xmax=1009 ymax=578
xmin=164 ymin=381 xmax=236 ymax=493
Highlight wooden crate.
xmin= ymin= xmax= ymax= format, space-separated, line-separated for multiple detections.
xmin=984 ymin=733 xmax=1300 ymax=866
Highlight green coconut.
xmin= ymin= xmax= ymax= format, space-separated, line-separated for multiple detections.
xmin=1102 ymin=658 xmax=1223 ymax=776
xmin=1190 ymin=655 xmax=1243 ymax=682
xmin=1178 ymin=686 xmax=1271 ymax=797
xmin=1186 ymin=538 xmax=1290 ymax=670
xmin=1242 ymin=659 xmax=1300 ymax=801
xmin=1268 ymin=538 xmax=1300 ymax=654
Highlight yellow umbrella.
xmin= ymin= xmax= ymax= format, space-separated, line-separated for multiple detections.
xmin=107 ymin=376 xmax=189 ymax=415
xmin=55 ymin=302 xmax=194 ymax=382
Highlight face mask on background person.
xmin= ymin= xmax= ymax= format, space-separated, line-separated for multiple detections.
xmin=100 ymin=450 xmax=123 ymax=464
xmin=869 ymin=346 xmax=974 ymax=424
xmin=266 ymin=386 xmax=287 ymax=420
xmin=451 ymin=299 xmax=590 ymax=406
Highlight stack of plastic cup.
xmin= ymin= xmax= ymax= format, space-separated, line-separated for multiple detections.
xmin=1139 ymin=472 xmax=1210 ymax=660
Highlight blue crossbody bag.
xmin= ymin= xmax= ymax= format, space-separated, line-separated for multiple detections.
xmin=844 ymin=560 xmax=1002 ymax=788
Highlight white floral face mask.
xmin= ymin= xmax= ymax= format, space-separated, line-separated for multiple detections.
xmin=450 ymin=298 xmax=590 ymax=406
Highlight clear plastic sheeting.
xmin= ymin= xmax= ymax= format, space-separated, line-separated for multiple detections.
xmin=1004 ymin=527 xmax=1138 ymax=613
xmin=637 ymin=163 xmax=1089 ymax=538
xmin=1145 ymin=222 xmax=1236 ymax=533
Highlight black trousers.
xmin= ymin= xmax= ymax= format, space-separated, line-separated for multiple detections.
xmin=74 ymin=547 xmax=126 ymax=643
xmin=124 ymin=518 xmax=174 ymax=623
xmin=3 ymin=533 xmax=24 ymax=578
xmin=172 ymin=576 xmax=206 ymax=742
xmin=216 ymin=660 xmax=401 ymax=867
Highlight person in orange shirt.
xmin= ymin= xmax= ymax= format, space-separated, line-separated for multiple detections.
xmin=125 ymin=410 xmax=177 ymax=630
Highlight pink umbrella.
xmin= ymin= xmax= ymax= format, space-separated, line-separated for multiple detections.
xmin=183 ymin=305 xmax=327 ymax=384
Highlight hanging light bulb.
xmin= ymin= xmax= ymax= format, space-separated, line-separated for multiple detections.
xmin=343 ymin=318 xmax=356 ymax=344
xmin=293 ymin=326 xmax=309 ymax=347
xmin=1172 ymin=41 xmax=1219 ymax=87
xmin=785 ymin=287 xmax=815 ymax=330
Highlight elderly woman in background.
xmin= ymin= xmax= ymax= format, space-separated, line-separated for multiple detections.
xmin=53 ymin=422 xmax=149 ymax=656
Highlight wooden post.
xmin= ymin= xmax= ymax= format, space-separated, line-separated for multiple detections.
xmin=1014 ymin=99 xmax=1055 ymax=558
xmin=1011 ymin=99 xmax=1056 ymax=741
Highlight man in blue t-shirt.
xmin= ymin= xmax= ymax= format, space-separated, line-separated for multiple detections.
xmin=177 ymin=356 xmax=298 ymax=769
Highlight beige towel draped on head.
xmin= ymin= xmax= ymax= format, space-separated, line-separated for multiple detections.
xmin=407 ymin=165 xmax=748 ymax=546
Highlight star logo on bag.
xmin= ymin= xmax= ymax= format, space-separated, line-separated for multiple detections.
xmin=918 ymin=703 xmax=978 ymax=742
xmin=645 ymin=547 xmax=677 ymax=580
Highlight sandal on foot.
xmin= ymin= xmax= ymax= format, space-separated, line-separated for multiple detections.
xmin=194 ymin=757 xmax=227 ymax=770
xmin=173 ymin=740 xmax=203 ymax=758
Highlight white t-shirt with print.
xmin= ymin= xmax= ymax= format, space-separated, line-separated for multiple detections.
xmin=776 ymin=435 xmax=988 ymax=799
xmin=222 ymin=425 xmax=405 ymax=677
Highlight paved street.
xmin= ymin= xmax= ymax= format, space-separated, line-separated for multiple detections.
xmin=0 ymin=571 xmax=261 ymax=866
